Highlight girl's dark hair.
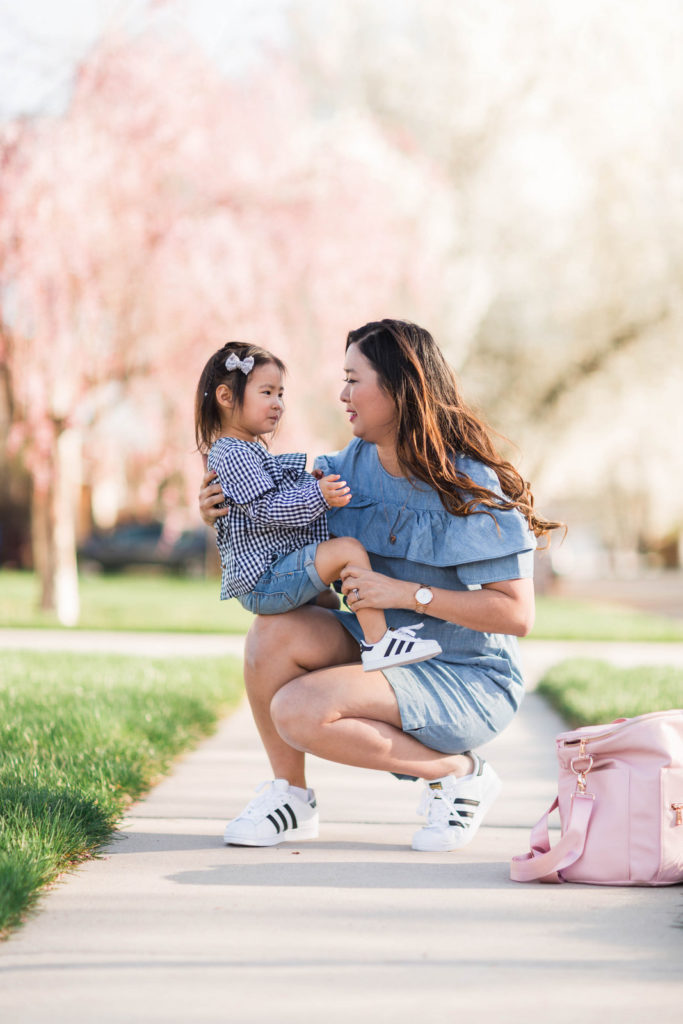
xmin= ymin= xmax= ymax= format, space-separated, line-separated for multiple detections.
xmin=346 ymin=319 xmax=564 ymax=542
xmin=194 ymin=342 xmax=286 ymax=454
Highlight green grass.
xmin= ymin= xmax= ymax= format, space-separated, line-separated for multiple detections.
xmin=0 ymin=569 xmax=252 ymax=633
xmin=0 ymin=650 xmax=244 ymax=938
xmin=537 ymin=658 xmax=683 ymax=727
xmin=3 ymin=569 xmax=683 ymax=642
xmin=532 ymin=595 xmax=683 ymax=642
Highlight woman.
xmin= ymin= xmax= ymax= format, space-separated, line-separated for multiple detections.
xmin=198 ymin=320 xmax=561 ymax=852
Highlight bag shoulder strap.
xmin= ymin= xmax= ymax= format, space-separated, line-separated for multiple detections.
xmin=510 ymin=792 xmax=595 ymax=883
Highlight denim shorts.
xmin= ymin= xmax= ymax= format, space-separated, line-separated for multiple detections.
xmin=238 ymin=543 xmax=327 ymax=616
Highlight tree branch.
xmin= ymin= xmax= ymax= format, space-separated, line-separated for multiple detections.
xmin=529 ymin=306 xmax=670 ymax=419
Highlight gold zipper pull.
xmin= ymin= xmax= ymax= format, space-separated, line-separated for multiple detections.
xmin=672 ymin=803 xmax=683 ymax=827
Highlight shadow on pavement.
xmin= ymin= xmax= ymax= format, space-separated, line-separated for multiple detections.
xmin=166 ymin=860 xmax=510 ymax=888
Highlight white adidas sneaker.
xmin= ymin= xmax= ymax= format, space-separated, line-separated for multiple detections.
xmin=223 ymin=779 xmax=319 ymax=847
xmin=411 ymin=755 xmax=502 ymax=852
xmin=360 ymin=624 xmax=442 ymax=672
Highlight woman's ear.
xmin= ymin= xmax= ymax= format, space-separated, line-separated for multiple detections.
xmin=215 ymin=383 xmax=234 ymax=410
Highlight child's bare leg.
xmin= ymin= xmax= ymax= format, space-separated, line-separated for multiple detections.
xmin=314 ymin=538 xmax=386 ymax=644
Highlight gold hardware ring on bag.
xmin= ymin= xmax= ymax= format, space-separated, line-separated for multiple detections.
xmin=570 ymin=754 xmax=594 ymax=794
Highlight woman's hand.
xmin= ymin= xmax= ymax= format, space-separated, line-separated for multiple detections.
xmin=340 ymin=568 xmax=535 ymax=635
xmin=198 ymin=469 xmax=228 ymax=526
xmin=340 ymin=565 xmax=411 ymax=612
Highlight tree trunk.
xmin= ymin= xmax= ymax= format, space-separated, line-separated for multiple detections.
xmin=31 ymin=478 xmax=55 ymax=610
xmin=31 ymin=426 xmax=81 ymax=626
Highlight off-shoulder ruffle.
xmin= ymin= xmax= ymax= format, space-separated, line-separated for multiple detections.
xmin=325 ymin=494 xmax=534 ymax=569
xmin=314 ymin=439 xmax=536 ymax=571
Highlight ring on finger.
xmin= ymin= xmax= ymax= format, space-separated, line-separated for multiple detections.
xmin=352 ymin=588 xmax=360 ymax=599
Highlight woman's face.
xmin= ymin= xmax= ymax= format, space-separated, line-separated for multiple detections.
xmin=340 ymin=343 xmax=398 ymax=446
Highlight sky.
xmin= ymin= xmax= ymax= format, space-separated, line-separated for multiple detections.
xmin=0 ymin=0 xmax=290 ymax=118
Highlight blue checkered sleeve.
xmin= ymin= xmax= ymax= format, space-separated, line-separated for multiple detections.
xmin=211 ymin=442 xmax=328 ymax=527
xmin=234 ymin=481 xmax=328 ymax=526
xmin=207 ymin=437 xmax=331 ymax=599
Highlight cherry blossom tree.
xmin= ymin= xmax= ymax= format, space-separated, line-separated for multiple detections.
xmin=1 ymin=29 xmax=449 ymax=622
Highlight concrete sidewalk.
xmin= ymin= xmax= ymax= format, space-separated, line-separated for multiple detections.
xmin=0 ymin=640 xmax=682 ymax=1022
xmin=0 ymin=627 xmax=246 ymax=659
xmin=4 ymin=626 xmax=683 ymax=670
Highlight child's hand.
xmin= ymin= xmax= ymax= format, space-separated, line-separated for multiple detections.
xmin=318 ymin=473 xmax=351 ymax=507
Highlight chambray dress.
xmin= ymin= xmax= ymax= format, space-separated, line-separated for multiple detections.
xmin=314 ymin=439 xmax=536 ymax=771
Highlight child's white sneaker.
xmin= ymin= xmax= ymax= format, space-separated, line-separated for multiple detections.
xmin=223 ymin=779 xmax=319 ymax=846
xmin=360 ymin=623 xmax=442 ymax=672
xmin=411 ymin=755 xmax=502 ymax=852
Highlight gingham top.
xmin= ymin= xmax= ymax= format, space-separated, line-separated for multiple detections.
xmin=207 ymin=437 xmax=329 ymax=600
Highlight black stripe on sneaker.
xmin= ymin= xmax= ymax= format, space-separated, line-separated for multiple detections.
xmin=385 ymin=638 xmax=398 ymax=657
xmin=284 ymin=803 xmax=298 ymax=829
xmin=452 ymin=810 xmax=475 ymax=819
xmin=275 ymin=808 xmax=288 ymax=830
xmin=447 ymin=820 xmax=466 ymax=828
xmin=267 ymin=813 xmax=281 ymax=834
xmin=454 ymin=798 xmax=480 ymax=807
xmin=405 ymin=642 xmax=414 ymax=653
xmin=394 ymin=640 xmax=405 ymax=655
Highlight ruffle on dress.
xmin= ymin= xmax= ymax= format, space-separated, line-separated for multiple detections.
xmin=314 ymin=440 xmax=536 ymax=583
xmin=209 ymin=438 xmax=308 ymax=505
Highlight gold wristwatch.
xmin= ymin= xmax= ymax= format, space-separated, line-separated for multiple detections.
xmin=414 ymin=585 xmax=434 ymax=615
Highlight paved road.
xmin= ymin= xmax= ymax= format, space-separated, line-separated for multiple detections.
xmin=4 ymin=628 xmax=683 ymax=682
xmin=554 ymin=571 xmax=683 ymax=620
xmin=0 ymin=627 xmax=246 ymax=659
xmin=0 ymin=630 xmax=682 ymax=1023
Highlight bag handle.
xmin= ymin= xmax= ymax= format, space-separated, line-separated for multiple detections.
xmin=510 ymin=792 xmax=595 ymax=883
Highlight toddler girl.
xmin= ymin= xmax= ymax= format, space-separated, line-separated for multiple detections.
xmin=194 ymin=342 xmax=441 ymax=671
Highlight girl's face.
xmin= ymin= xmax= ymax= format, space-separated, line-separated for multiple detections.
xmin=219 ymin=361 xmax=284 ymax=442
xmin=340 ymin=343 xmax=398 ymax=446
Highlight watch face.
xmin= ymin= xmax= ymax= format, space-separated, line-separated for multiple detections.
xmin=416 ymin=587 xmax=433 ymax=605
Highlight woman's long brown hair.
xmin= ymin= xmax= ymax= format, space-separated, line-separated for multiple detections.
xmin=346 ymin=320 xmax=564 ymax=542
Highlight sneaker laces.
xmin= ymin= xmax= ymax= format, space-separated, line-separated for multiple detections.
xmin=390 ymin=623 xmax=425 ymax=640
xmin=417 ymin=782 xmax=464 ymax=828
xmin=242 ymin=780 xmax=283 ymax=820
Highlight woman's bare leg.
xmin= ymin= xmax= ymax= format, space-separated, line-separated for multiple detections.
xmin=270 ymin=665 xmax=474 ymax=781
xmin=314 ymin=537 xmax=386 ymax=643
xmin=243 ymin=605 xmax=360 ymax=788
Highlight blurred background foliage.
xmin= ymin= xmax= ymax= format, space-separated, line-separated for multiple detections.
xmin=1 ymin=0 xmax=682 ymax=624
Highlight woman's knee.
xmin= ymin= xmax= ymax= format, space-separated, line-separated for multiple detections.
xmin=246 ymin=605 xmax=359 ymax=681
xmin=270 ymin=678 xmax=321 ymax=750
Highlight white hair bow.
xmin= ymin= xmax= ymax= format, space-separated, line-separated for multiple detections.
xmin=225 ymin=353 xmax=254 ymax=375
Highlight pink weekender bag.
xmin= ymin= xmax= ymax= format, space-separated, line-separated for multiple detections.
xmin=511 ymin=708 xmax=683 ymax=885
